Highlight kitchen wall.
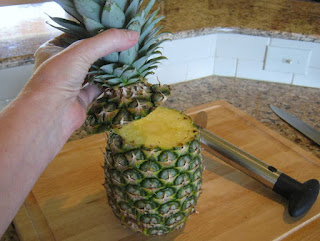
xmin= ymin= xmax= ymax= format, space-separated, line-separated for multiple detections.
xmin=149 ymin=33 xmax=320 ymax=88
xmin=1 ymin=33 xmax=319 ymax=111
xmin=0 ymin=64 xmax=33 ymax=110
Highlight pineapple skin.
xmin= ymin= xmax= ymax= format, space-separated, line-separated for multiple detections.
xmin=86 ymin=82 xmax=171 ymax=133
xmin=104 ymin=131 xmax=203 ymax=235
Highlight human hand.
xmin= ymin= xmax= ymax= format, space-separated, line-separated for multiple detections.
xmin=28 ymin=29 xmax=139 ymax=133
xmin=0 ymin=29 xmax=139 ymax=236
xmin=33 ymin=33 xmax=73 ymax=71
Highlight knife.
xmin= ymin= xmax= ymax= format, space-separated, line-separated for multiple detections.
xmin=194 ymin=111 xmax=319 ymax=218
xmin=270 ymin=104 xmax=320 ymax=146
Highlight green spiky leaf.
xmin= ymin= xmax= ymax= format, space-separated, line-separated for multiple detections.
xmin=54 ymin=0 xmax=84 ymax=23
xmin=83 ymin=17 xmax=104 ymax=35
xmin=126 ymin=11 xmax=145 ymax=28
xmin=100 ymin=63 xmax=117 ymax=74
xmin=114 ymin=66 xmax=128 ymax=76
xmin=105 ymin=78 xmax=123 ymax=86
xmin=125 ymin=0 xmax=140 ymax=20
xmin=138 ymin=61 xmax=158 ymax=73
xmin=103 ymin=52 xmax=119 ymax=62
xmin=101 ymin=0 xmax=126 ymax=28
xmin=92 ymin=0 xmax=105 ymax=5
xmin=120 ymin=77 xmax=140 ymax=86
xmin=140 ymin=16 xmax=165 ymax=44
xmin=144 ymin=0 xmax=156 ymax=16
xmin=121 ymin=69 xmax=138 ymax=79
xmin=113 ymin=0 xmax=128 ymax=11
xmin=46 ymin=22 xmax=84 ymax=39
xmin=74 ymin=0 xmax=101 ymax=22
xmin=49 ymin=16 xmax=89 ymax=37
xmin=141 ymin=26 xmax=163 ymax=45
xmin=139 ymin=37 xmax=168 ymax=57
xmin=132 ymin=56 xmax=148 ymax=69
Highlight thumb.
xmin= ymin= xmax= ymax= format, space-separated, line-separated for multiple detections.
xmin=39 ymin=29 xmax=140 ymax=85
xmin=65 ymin=28 xmax=140 ymax=66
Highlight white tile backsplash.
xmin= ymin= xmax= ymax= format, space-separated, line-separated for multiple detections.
xmin=1 ymin=33 xmax=320 ymax=110
xmin=215 ymin=33 xmax=270 ymax=60
xmin=264 ymin=46 xmax=311 ymax=75
xmin=270 ymin=38 xmax=320 ymax=69
xmin=161 ymin=34 xmax=216 ymax=65
xmin=0 ymin=64 xmax=33 ymax=100
xmin=236 ymin=60 xmax=293 ymax=84
xmin=213 ymin=57 xmax=237 ymax=77
xmin=148 ymin=63 xmax=188 ymax=85
xmin=186 ymin=57 xmax=215 ymax=80
xmin=293 ymin=68 xmax=320 ymax=88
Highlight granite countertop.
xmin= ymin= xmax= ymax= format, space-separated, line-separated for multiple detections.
xmin=1 ymin=0 xmax=320 ymax=69
xmin=2 ymin=76 xmax=320 ymax=241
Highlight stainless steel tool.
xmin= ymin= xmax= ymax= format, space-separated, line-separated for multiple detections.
xmin=194 ymin=111 xmax=319 ymax=217
xmin=270 ymin=104 xmax=320 ymax=146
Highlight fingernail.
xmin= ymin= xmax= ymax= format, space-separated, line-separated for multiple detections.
xmin=127 ymin=31 xmax=140 ymax=41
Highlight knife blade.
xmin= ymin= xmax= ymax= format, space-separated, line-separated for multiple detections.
xmin=270 ymin=104 xmax=320 ymax=146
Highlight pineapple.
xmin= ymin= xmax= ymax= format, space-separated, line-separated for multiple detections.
xmin=105 ymin=107 xmax=203 ymax=235
xmin=49 ymin=0 xmax=203 ymax=236
xmin=50 ymin=0 xmax=171 ymax=132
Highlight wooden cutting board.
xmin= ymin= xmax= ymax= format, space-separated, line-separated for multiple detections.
xmin=13 ymin=100 xmax=320 ymax=241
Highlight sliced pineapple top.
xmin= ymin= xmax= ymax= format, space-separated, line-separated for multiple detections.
xmin=114 ymin=107 xmax=198 ymax=149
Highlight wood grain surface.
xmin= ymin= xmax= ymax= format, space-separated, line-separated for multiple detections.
xmin=13 ymin=100 xmax=320 ymax=241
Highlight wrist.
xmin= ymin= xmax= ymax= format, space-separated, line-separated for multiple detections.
xmin=14 ymin=87 xmax=76 ymax=141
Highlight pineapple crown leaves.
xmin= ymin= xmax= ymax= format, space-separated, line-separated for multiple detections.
xmin=50 ymin=0 xmax=171 ymax=87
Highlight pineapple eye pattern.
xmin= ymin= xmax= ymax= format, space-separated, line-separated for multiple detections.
xmin=104 ymin=151 xmax=114 ymax=167
xmin=113 ymin=154 xmax=129 ymax=168
xmin=154 ymin=188 xmax=175 ymax=200
xmin=139 ymin=161 xmax=161 ymax=173
xmin=140 ymin=214 xmax=162 ymax=224
xmin=182 ymin=196 xmax=197 ymax=211
xmin=189 ymin=140 xmax=201 ymax=153
xmin=189 ymin=156 xmax=202 ymax=170
xmin=158 ymin=168 xmax=179 ymax=183
xmin=123 ymin=169 xmax=143 ymax=183
xmin=125 ymin=185 xmax=147 ymax=197
xmin=174 ymin=173 xmax=191 ymax=186
xmin=176 ymin=155 xmax=191 ymax=170
xmin=141 ymin=178 xmax=163 ymax=190
xmin=105 ymin=122 xmax=202 ymax=235
xmin=119 ymin=201 xmax=130 ymax=211
xmin=165 ymin=213 xmax=185 ymax=226
xmin=148 ymin=227 xmax=169 ymax=236
xmin=110 ymin=170 xmax=125 ymax=184
xmin=159 ymin=201 xmax=180 ymax=215
xmin=158 ymin=151 xmax=178 ymax=164
xmin=176 ymin=184 xmax=194 ymax=199
xmin=193 ymin=168 xmax=202 ymax=182
xmin=134 ymin=200 xmax=159 ymax=211
xmin=125 ymin=149 xmax=145 ymax=162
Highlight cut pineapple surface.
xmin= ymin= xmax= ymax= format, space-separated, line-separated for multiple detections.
xmin=115 ymin=107 xmax=198 ymax=149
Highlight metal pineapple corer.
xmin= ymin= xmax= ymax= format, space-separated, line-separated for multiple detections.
xmin=194 ymin=111 xmax=319 ymax=218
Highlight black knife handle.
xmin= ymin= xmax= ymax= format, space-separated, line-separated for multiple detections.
xmin=273 ymin=173 xmax=319 ymax=217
